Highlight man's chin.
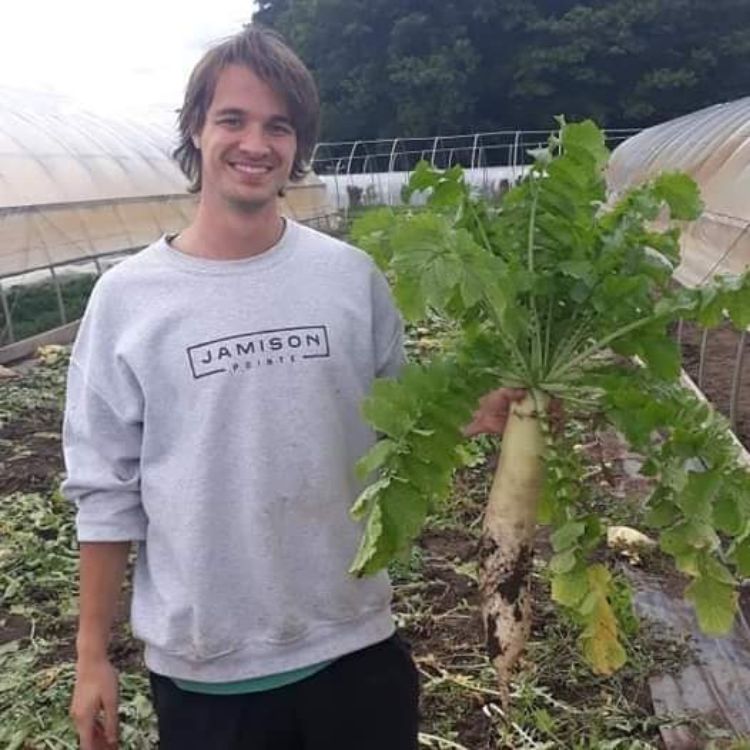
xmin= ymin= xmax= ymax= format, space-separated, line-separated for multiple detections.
xmin=224 ymin=191 xmax=279 ymax=215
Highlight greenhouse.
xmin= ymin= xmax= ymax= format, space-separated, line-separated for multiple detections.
xmin=0 ymin=87 xmax=334 ymax=362
xmin=609 ymin=95 xmax=750 ymax=287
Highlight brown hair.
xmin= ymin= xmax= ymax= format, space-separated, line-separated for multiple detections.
xmin=173 ymin=24 xmax=320 ymax=193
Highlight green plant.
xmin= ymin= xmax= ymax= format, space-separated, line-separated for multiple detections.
xmin=1 ymin=273 xmax=96 ymax=345
xmin=348 ymin=119 xmax=750 ymax=699
xmin=0 ymin=346 xmax=69 ymax=428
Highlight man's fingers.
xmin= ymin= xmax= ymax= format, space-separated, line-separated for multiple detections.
xmin=94 ymin=720 xmax=117 ymax=749
xmin=462 ymin=388 xmax=530 ymax=437
xmin=463 ymin=413 xmax=508 ymax=438
xmin=102 ymin=691 xmax=119 ymax=745
xmin=72 ymin=709 xmax=96 ymax=750
xmin=461 ymin=422 xmax=480 ymax=438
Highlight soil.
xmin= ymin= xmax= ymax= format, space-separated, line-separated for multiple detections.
xmin=0 ymin=611 xmax=32 ymax=642
xmin=1 ymin=404 xmax=67 ymax=649
xmin=0 ymin=407 xmax=63 ymax=494
xmin=0 ymin=399 xmax=143 ymax=675
xmin=397 ymin=529 xmax=495 ymax=748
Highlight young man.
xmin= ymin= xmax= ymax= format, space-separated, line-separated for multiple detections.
xmin=64 ymin=24 xmax=519 ymax=750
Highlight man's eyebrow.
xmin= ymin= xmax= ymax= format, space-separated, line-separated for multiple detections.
xmin=214 ymin=107 xmax=246 ymax=117
xmin=268 ymin=115 xmax=294 ymax=126
xmin=211 ymin=109 xmax=293 ymax=126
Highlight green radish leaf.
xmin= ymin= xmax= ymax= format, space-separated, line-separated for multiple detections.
xmin=644 ymin=229 xmax=680 ymax=264
xmin=392 ymin=275 xmax=426 ymax=321
xmin=662 ymin=461 xmax=688 ymax=493
xmin=678 ymin=470 xmax=721 ymax=520
xmin=350 ymin=482 xmax=430 ymax=576
xmin=550 ymin=549 xmax=578 ymax=574
xmin=637 ymin=334 xmax=681 ymax=380
xmin=355 ymin=439 xmax=399 ymax=482
xmin=361 ymin=379 xmax=418 ymax=438
xmin=558 ymin=260 xmax=595 ymax=283
xmin=712 ymin=491 xmax=745 ymax=535
xmin=675 ymin=550 xmax=701 ymax=577
xmin=702 ymin=555 xmax=735 ymax=586
xmin=660 ymin=520 xmax=719 ymax=556
xmin=402 ymin=459 xmax=453 ymax=500
xmin=718 ymin=272 xmax=750 ymax=328
xmin=551 ymin=521 xmax=586 ymax=552
xmin=551 ymin=566 xmax=588 ymax=607
xmin=350 ymin=501 xmax=387 ymax=575
xmin=350 ymin=476 xmax=392 ymax=521
xmin=405 ymin=160 xmax=439 ymax=199
xmin=579 ymin=515 xmax=604 ymax=552
xmin=653 ymin=172 xmax=703 ymax=220
xmin=429 ymin=176 xmax=466 ymax=208
xmin=645 ymin=496 xmax=681 ymax=528
xmin=381 ymin=482 xmax=431 ymax=552
xmin=684 ymin=576 xmax=738 ymax=635
xmin=560 ymin=120 xmax=609 ymax=170
xmin=697 ymin=287 xmax=725 ymax=327
xmin=349 ymin=207 xmax=396 ymax=269
xmin=460 ymin=273 xmax=485 ymax=309
xmin=731 ymin=538 xmax=750 ymax=576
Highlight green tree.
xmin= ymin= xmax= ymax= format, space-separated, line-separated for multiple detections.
xmin=255 ymin=0 xmax=481 ymax=139
xmin=510 ymin=0 xmax=750 ymax=126
xmin=254 ymin=0 xmax=750 ymax=139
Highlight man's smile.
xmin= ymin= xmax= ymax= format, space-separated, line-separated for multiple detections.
xmin=228 ymin=161 xmax=274 ymax=176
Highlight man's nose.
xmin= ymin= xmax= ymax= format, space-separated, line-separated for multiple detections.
xmin=239 ymin=125 xmax=271 ymax=155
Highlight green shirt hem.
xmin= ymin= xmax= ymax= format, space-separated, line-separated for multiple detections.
xmin=172 ymin=659 xmax=335 ymax=695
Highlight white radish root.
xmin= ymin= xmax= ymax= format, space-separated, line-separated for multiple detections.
xmin=479 ymin=392 xmax=548 ymax=705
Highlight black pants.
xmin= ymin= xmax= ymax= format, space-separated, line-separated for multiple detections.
xmin=149 ymin=633 xmax=420 ymax=749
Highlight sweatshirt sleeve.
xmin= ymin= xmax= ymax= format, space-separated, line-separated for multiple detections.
xmin=371 ymin=266 xmax=405 ymax=379
xmin=61 ymin=283 xmax=147 ymax=542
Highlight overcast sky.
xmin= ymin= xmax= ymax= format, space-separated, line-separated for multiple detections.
xmin=0 ymin=0 xmax=257 ymax=119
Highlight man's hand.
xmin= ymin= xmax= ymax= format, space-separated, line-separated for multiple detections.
xmin=70 ymin=657 xmax=119 ymax=749
xmin=72 ymin=541 xmax=129 ymax=749
xmin=462 ymin=388 xmax=565 ymax=438
xmin=462 ymin=388 xmax=527 ymax=437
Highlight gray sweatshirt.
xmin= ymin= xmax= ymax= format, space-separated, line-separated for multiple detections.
xmin=61 ymin=220 xmax=404 ymax=682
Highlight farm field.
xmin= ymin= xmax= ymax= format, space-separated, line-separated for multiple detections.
xmin=2 ymin=340 xmax=748 ymax=750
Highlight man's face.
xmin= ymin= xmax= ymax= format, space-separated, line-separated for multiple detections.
xmin=195 ymin=64 xmax=297 ymax=213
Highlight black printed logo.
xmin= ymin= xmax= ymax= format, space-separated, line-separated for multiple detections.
xmin=187 ymin=325 xmax=330 ymax=379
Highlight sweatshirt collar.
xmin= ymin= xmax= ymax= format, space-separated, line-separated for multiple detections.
xmin=155 ymin=219 xmax=298 ymax=275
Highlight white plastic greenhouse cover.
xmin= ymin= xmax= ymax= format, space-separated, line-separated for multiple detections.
xmin=608 ymin=96 xmax=750 ymax=287
xmin=0 ymin=87 xmax=194 ymax=278
xmin=0 ymin=87 xmax=333 ymax=280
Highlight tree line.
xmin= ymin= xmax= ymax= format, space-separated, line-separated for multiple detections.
xmin=253 ymin=0 xmax=750 ymax=141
